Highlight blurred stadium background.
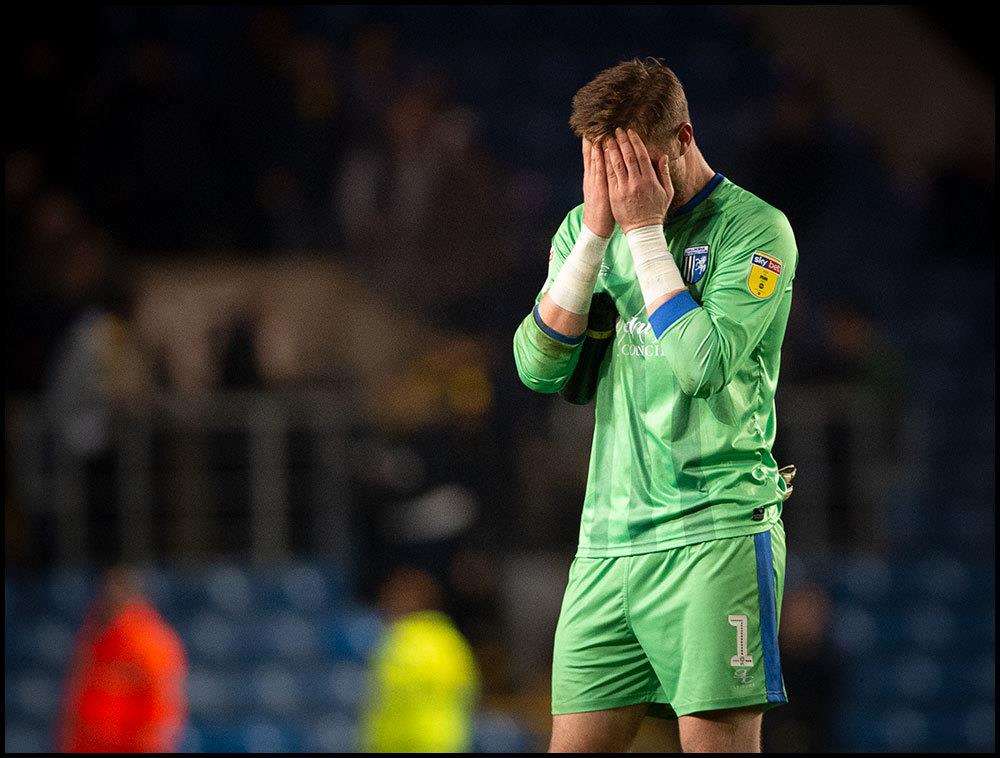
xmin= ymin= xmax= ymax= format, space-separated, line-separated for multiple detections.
xmin=5 ymin=5 xmax=994 ymax=753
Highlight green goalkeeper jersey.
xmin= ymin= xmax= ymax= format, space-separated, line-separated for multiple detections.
xmin=513 ymin=175 xmax=797 ymax=557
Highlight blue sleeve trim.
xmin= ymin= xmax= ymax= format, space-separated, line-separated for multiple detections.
xmin=533 ymin=305 xmax=585 ymax=346
xmin=648 ymin=290 xmax=699 ymax=338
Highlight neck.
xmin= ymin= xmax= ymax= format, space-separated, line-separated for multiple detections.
xmin=670 ymin=144 xmax=716 ymax=212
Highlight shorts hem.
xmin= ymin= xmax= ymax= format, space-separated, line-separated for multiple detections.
xmin=551 ymin=691 xmax=667 ymax=716
xmin=672 ymin=692 xmax=788 ymax=717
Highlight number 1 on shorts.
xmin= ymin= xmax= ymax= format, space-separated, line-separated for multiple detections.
xmin=728 ymin=614 xmax=754 ymax=667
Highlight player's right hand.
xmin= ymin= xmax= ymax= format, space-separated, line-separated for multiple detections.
xmin=582 ymin=138 xmax=614 ymax=238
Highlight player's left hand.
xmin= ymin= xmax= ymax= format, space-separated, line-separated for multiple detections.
xmin=603 ymin=128 xmax=674 ymax=232
xmin=779 ymin=464 xmax=796 ymax=500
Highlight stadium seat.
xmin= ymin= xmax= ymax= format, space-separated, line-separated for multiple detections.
xmin=8 ymin=673 xmax=62 ymax=724
xmin=239 ymin=720 xmax=300 ymax=752
xmin=831 ymin=604 xmax=880 ymax=655
xmin=277 ymin=562 xmax=332 ymax=615
xmin=3 ymin=725 xmax=49 ymax=754
xmin=5 ymin=551 xmax=988 ymax=753
xmin=878 ymin=707 xmax=931 ymax=751
xmin=904 ymin=604 xmax=959 ymax=651
xmin=473 ymin=711 xmax=536 ymax=753
xmin=323 ymin=661 xmax=369 ymax=712
xmin=183 ymin=612 xmax=242 ymax=663
xmin=890 ymin=653 xmax=944 ymax=702
xmin=302 ymin=713 xmax=358 ymax=752
xmin=961 ymin=704 xmax=996 ymax=751
xmin=251 ymin=664 xmax=303 ymax=715
xmin=830 ymin=555 xmax=892 ymax=603
xmin=140 ymin=566 xmax=180 ymax=614
xmin=323 ymin=607 xmax=383 ymax=663
xmin=44 ymin=569 xmax=94 ymax=621
xmin=187 ymin=668 xmax=233 ymax=717
xmin=266 ymin=612 xmax=322 ymax=661
xmin=203 ymin=564 xmax=255 ymax=617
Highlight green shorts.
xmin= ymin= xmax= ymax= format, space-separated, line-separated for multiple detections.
xmin=551 ymin=522 xmax=787 ymax=718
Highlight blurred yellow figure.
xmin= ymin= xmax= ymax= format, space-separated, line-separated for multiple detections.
xmin=360 ymin=568 xmax=479 ymax=753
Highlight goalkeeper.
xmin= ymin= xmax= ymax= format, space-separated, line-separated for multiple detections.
xmin=513 ymin=58 xmax=798 ymax=753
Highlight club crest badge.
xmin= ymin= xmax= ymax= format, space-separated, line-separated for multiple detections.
xmin=747 ymin=251 xmax=783 ymax=299
xmin=682 ymin=245 xmax=709 ymax=284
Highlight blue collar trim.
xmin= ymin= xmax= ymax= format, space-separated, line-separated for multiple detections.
xmin=669 ymin=172 xmax=724 ymax=220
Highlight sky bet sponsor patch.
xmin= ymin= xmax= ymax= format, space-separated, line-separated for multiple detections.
xmin=747 ymin=251 xmax=782 ymax=299
xmin=682 ymin=245 xmax=709 ymax=284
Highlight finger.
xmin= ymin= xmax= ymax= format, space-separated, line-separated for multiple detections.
xmin=615 ymin=127 xmax=640 ymax=179
xmin=591 ymin=141 xmax=606 ymax=186
xmin=657 ymin=155 xmax=673 ymax=191
xmin=582 ymin=138 xmax=591 ymax=174
xmin=603 ymin=139 xmax=627 ymax=186
xmin=627 ymin=129 xmax=654 ymax=176
xmin=593 ymin=143 xmax=612 ymax=198
xmin=603 ymin=143 xmax=617 ymax=191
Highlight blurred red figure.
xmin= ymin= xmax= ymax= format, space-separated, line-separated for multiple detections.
xmin=58 ymin=568 xmax=188 ymax=753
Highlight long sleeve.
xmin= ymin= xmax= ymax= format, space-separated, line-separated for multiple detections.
xmin=513 ymin=206 xmax=589 ymax=393
xmin=651 ymin=209 xmax=797 ymax=398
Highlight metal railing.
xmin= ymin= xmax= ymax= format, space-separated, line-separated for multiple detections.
xmin=7 ymin=390 xmax=355 ymax=565
xmin=5 ymin=382 xmax=906 ymax=565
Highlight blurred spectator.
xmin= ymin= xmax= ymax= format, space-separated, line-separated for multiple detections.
xmin=784 ymin=292 xmax=905 ymax=447
xmin=254 ymin=33 xmax=348 ymax=250
xmin=744 ymin=65 xmax=914 ymax=312
xmin=346 ymin=23 xmax=401 ymax=125
xmin=360 ymin=566 xmax=479 ymax=752
xmin=58 ymin=567 xmax=188 ymax=753
xmin=334 ymin=73 xmax=513 ymax=330
xmin=765 ymin=582 xmax=838 ymax=753
xmin=823 ymin=298 xmax=906 ymax=436
xmin=25 ymin=194 xmax=154 ymax=560
xmin=925 ymin=157 xmax=994 ymax=266
xmin=746 ymin=69 xmax=842 ymax=235
xmin=78 ymin=36 xmax=217 ymax=250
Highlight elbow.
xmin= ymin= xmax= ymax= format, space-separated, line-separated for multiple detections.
xmin=513 ymin=345 xmax=565 ymax=394
xmin=515 ymin=361 xmax=565 ymax=394
xmin=512 ymin=313 xmax=576 ymax=394
xmin=676 ymin=361 xmax=729 ymax=399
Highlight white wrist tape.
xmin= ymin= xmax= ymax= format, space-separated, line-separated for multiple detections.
xmin=546 ymin=224 xmax=609 ymax=315
xmin=625 ymin=224 xmax=686 ymax=309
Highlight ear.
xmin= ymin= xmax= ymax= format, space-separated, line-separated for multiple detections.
xmin=676 ymin=123 xmax=694 ymax=157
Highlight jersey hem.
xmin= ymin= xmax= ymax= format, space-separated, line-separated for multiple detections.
xmin=574 ymin=513 xmax=780 ymax=558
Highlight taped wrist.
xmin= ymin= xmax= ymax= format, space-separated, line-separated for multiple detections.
xmin=546 ymin=224 xmax=609 ymax=315
xmin=625 ymin=224 xmax=686 ymax=309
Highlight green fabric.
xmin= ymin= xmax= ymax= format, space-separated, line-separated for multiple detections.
xmin=551 ymin=523 xmax=787 ymax=717
xmin=513 ymin=178 xmax=798 ymax=556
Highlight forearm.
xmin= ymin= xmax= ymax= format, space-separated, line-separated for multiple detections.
xmin=656 ymin=307 xmax=730 ymax=397
xmin=515 ymin=221 xmax=608 ymax=392
xmin=537 ymin=294 xmax=588 ymax=339
xmin=538 ymin=223 xmax=609 ymax=334
xmin=626 ymin=224 xmax=687 ymax=323
xmin=625 ymin=224 xmax=729 ymax=396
